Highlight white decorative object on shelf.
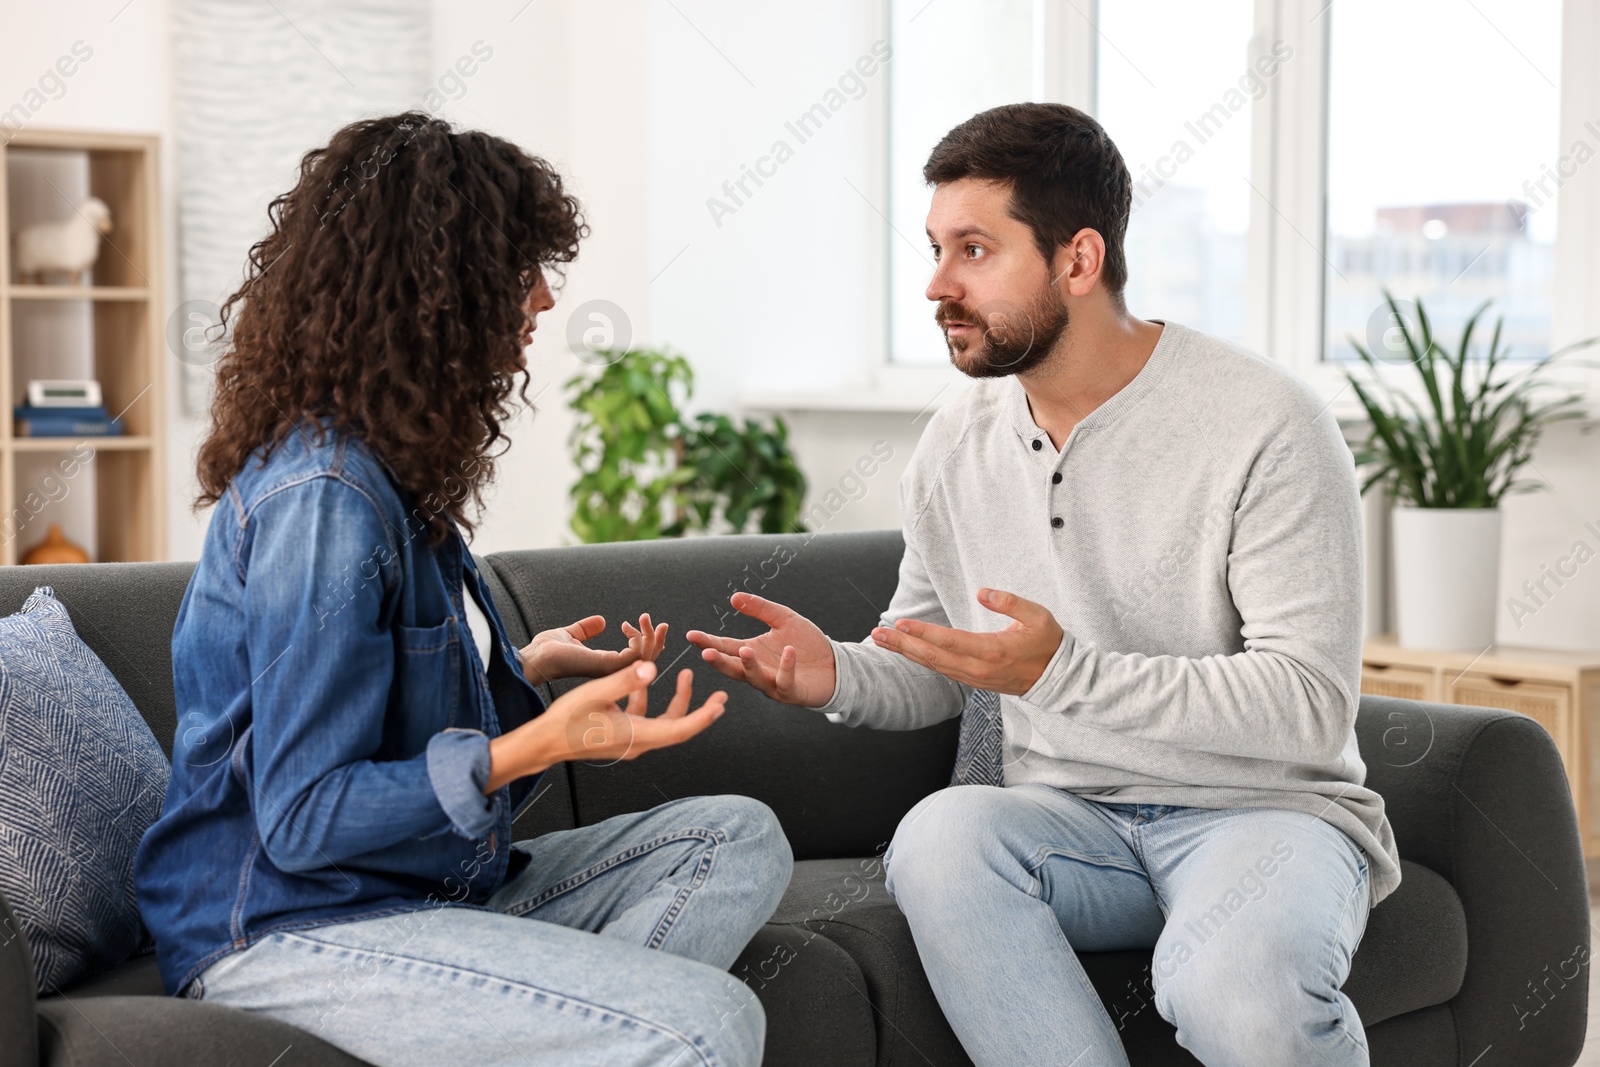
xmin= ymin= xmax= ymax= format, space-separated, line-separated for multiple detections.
xmin=26 ymin=380 xmax=103 ymax=408
xmin=12 ymin=196 xmax=113 ymax=285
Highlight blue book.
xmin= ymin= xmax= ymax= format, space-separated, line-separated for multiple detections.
xmin=15 ymin=415 xmax=124 ymax=437
xmin=14 ymin=404 xmax=110 ymax=421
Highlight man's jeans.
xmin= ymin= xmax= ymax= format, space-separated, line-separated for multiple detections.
xmin=885 ymin=784 xmax=1373 ymax=1067
xmin=187 ymin=795 xmax=793 ymax=1067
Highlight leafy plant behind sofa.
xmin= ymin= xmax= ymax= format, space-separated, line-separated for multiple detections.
xmin=566 ymin=348 xmax=808 ymax=543
xmin=1343 ymin=291 xmax=1593 ymax=506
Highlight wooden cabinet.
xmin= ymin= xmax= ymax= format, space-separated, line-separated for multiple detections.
xmin=1362 ymin=637 xmax=1600 ymax=856
xmin=0 ymin=129 xmax=166 ymax=563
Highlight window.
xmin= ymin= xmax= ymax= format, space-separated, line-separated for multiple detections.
xmin=886 ymin=0 xmax=1034 ymax=366
xmin=873 ymin=0 xmax=1590 ymax=401
xmin=1323 ymin=0 xmax=1563 ymax=363
xmin=1096 ymin=0 xmax=1256 ymax=343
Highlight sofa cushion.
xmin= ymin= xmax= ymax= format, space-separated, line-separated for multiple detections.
xmin=37 ymin=995 xmax=369 ymax=1067
xmin=0 ymin=588 xmax=171 ymax=995
xmin=776 ymin=855 xmax=1465 ymax=1067
xmin=0 ymin=562 xmax=195 ymax=760
xmin=950 ymin=690 xmax=1003 ymax=787
xmin=770 ymin=857 xmax=973 ymax=1067
xmin=735 ymin=924 xmax=877 ymax=1067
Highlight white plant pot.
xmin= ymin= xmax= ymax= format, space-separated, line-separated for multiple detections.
xmin=1391 ymin=506 xmax=1502 ymax=650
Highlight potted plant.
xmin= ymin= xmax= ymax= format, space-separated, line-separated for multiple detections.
xmin=1345 ymin=292 xmax=1593 ymax=650
xmin=566 ymin=347 xmax=807 ymax=542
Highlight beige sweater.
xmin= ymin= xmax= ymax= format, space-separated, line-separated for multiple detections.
xmin=817 ymin=321 xmax=1401 ymax=906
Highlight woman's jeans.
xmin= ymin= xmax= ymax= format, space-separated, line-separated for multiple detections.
xmin=885 ymin=784 xmax=1373 ymax=1067
xmin=188 ymin=795 xmax=793 ymax=1067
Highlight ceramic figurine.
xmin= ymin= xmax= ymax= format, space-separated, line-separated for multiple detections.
xmin=13 ymin=197 xmax=113 ymax=286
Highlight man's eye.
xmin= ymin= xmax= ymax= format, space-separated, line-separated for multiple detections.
xmin=966 ymin=244 xmax=984 ymax=260
xmin=930 ymin=244 xmax=942 ymax=261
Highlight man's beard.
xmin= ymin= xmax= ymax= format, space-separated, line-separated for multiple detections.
xmin=935 ymin=283 xmax=1068 ymax=379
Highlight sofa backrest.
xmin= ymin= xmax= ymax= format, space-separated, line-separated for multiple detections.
xmin=485 ymin=530 xmax=963 ymax=861
xmin=0 ymin=561 xmax=195 ymax=762
xmin=0 ymin=530 xmax=962 ymax=862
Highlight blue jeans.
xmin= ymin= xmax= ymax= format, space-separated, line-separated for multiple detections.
xmin=187 ymin=795 xmax=793 ymax=1067
xmin=885 ymin=784 xmax=1372 ymax=1067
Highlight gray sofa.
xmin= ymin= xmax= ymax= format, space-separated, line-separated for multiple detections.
xmin=0 ymin=530 xmax=1589 ymax=1066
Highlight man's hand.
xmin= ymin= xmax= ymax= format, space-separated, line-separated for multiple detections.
xmin=520 ymin=613 xmax=668 ymax=688
xmin=487 ymin=661 xmax=726 ymax=789
xmin=870 ymin=588 xmax=1064 ymax=696
xmin=685 ymin=593 xmax=837 ymax=707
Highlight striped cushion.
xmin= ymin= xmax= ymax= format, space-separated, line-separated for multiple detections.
xmin=0 ymin=587 xmax=170 ymax=994
xmin=949 ymin=689 xmax=1004 ymax=788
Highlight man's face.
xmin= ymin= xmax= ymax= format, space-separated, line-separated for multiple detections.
xmin=925 ymin=178 xmax=1067 ymax=378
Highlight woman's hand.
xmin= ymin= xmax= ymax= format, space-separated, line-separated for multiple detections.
xmin=486 ymin=661 xmax=726 ymax=790
xmin=520 ymin=613 xmax=669 ymax=687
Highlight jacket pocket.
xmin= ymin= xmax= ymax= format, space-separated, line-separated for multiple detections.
xmin=394 ymin=619 xmax=460 ymax=733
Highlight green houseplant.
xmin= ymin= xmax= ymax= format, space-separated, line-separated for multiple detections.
xmin=1344 ymin=291 xmax=1594 ymax=648
xmin=566 ymin=347 xmax=808 ymax=543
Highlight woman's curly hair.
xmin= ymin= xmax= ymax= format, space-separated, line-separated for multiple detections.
xmin=195 ymin=111 xmax=587 ymax=544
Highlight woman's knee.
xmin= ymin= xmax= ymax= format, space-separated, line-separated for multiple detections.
xmin=678 ymin=794 xmax=793 ymax=895
xmin=674 ymin=964 xmax=767 ymax=1067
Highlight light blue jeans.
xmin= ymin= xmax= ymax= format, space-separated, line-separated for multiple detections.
xmin=188 ymin=795 xmax=793 ymax=1067
xmin=885 ymin=784 xmax=1373 ymax=1067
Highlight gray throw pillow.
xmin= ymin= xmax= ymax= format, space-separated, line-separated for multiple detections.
xmin=0 ymin=586 xmax=170 ymax=994
xmin=949 ymin=688 xmax=1004 ymax=787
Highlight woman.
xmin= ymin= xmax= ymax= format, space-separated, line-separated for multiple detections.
xmin=133 ymin=112 xmax=792 ymax=1067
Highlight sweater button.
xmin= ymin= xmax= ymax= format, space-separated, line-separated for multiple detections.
xmin=1031 ymin=439 xmax=1043 ymax=451
xmin=1051 ymin=472 xmax=1062 ymax=484
xmin=1051 ymin=517 xmax=1064 ymax=529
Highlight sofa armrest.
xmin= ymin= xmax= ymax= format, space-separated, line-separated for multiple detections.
xmin=0 ymin=887 xmax=39 ymax=1067
xmin=1357 ymin=695 xmax=1589 ymax=1064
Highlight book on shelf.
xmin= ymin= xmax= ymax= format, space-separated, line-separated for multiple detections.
xmin=13 ymin=405 xmax=124 ymax=437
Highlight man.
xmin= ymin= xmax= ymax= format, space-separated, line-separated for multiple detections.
xmin=687 ymin=102 xmax=1398 ymax=1067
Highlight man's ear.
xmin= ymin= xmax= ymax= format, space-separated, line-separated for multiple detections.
xmin=1051 ymin=228 xmax=1106 ymax=297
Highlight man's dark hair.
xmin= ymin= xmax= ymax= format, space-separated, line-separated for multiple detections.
xmin=923 ymin=102 xmax=1132 ymax=297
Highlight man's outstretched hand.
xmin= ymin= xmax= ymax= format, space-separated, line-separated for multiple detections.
xmin=869 ymin=588 xmax=1064 ymax=696
xmin=685 ymin=593 xmax=837 ymax=707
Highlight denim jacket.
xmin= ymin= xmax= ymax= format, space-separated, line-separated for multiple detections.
xmin=134 ymin=418 xmax=547 ymax=996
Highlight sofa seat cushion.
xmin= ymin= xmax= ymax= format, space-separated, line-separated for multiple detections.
xmin=770 ymin=857 xmax=973 ymax=1067
xmin=50 ymin=952 xmax=164 ymax=999
xmin=37 ymin=995 xmax=370 ymax=1067
xmin=1340 ymin=860 xmax=1467 ymax=1024
xmin=734 ymin=924 xmax=877 ymax=1067
xmin=0 ymin=587 xmax=171 ymax=995
xmin=775 ymin=855 xmax=1465 ymax=1067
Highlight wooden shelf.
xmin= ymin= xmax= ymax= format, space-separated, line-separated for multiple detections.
xmin=6 ymin=285 xmax=151 ymax=301
xmin=1 ymin=129 xmax=166 ymax=565
xmin=8 ymin=435 xmax=154 ymax=453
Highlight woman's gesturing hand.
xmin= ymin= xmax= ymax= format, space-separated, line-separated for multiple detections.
xmin=520 ymin=613 xmax=669 ymax=687
xmin=685 ymin=592 xmax=837 ymax=708
xmin=486 ymin=660 xmax=725 ymax=791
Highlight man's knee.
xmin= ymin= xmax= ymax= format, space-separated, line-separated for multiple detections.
xmin=884 ymin=785 xmax=1017 ymax=903
xmin=1153 ymin=940 xmax=1354 ymax=1065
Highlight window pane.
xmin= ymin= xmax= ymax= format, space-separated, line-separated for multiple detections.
xmin=1325 ymin=0 xmax=1562 ymax=362
xmin=1097 ymin=0 xmax=1257 ymax=344
xmin=887 ymin=0 xmax=1034 ymax=366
